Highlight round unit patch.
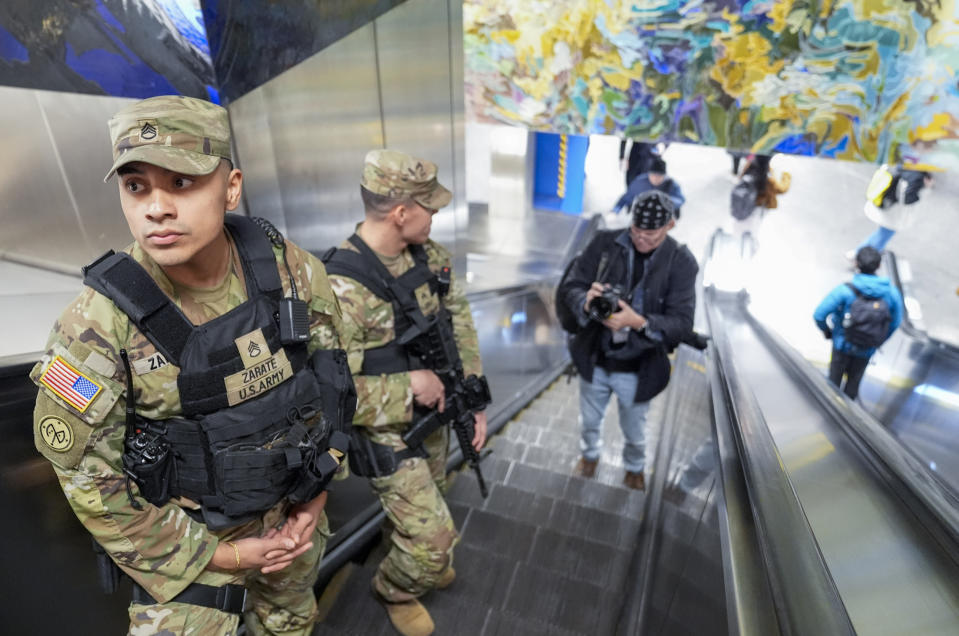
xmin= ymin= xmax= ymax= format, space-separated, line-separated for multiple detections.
xmin=39 ymin=415 xmax=74 ymax=452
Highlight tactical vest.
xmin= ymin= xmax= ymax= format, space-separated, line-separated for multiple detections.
xmin=323 ymin=235 xmax=460 ymax=476
xmin=322 ymin=234 xmax=448 ymax=376
xmin=83 ymin=215 xmax=355 ymax=530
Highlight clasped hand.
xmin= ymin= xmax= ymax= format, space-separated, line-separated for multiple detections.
xmin=220 ymin=492 xmax=327 ymax=574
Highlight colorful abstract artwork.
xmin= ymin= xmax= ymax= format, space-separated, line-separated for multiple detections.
xmin=465 ymin=0 xmax=959 ymax=164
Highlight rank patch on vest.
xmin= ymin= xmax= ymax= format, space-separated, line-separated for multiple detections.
xmin=39 ymin=356 xmax=103 ymax=413
xmin=236 ymin=328 xmax=270 ymax=368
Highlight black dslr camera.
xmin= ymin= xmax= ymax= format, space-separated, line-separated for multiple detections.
xmin=588 ymin=285 xmax=624 ymax=322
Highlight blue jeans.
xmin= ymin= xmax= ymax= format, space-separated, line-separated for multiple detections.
xmin=579 ymin=366 xmax=649 ymax=473
xmin=858 ymin=226 xmax=896 ymax=252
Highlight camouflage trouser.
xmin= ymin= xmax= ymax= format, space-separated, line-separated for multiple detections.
xmin=127 ymin=513 xmax=330 ymax=636
xmin=370 ymin=426 xmax=459 ymax=603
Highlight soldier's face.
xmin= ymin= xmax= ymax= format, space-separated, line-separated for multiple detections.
xmin=629 ymin=219 xmax=674 ymax=253
xmin=400 ymin=201 xmax=437 ymax=245
xmin=117 ymin=160 xmax=242 ymax=270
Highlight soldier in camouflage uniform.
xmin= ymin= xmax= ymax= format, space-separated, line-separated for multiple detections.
xmin=30 ymin=95 xmax=349 ymax=635
xmin=326 ymin=150 xmax=487 ymax=636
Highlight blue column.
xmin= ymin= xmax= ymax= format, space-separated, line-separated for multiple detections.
xmin=533 ymin=132 xmax=589 ymax=215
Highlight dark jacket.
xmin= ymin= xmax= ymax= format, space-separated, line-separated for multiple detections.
xmin=560 ymin=230 xmax=698 ymax=402
xmin=813 ymin=273 xmax=904 ymax=359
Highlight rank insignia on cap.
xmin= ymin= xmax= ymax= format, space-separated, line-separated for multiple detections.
xmin=39 ymin=356 xmax=103 ymax=413
xmin=139 ymin=121 xmax=158 ymax=140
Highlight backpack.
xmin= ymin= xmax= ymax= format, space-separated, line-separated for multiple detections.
xmin=842 ymin=283 xmax=892 ymax=349
xmin=730 ymin=176 xmax=758 ymax=220
xmin=554 ymin=249 xmax=611 ymax=334
xmin=866 ymin=165 xmax=899 ymax=208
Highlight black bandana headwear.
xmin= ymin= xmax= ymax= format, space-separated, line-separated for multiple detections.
xmin=630 ymin=190 xmax=675 ymax=229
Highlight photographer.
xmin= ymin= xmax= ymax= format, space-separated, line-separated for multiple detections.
xmin=559 ymin=190 xmax=698 ymax=490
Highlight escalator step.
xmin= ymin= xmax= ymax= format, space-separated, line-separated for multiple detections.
xmin=503 ymin=562 xmax=618 ymax=635
xmin=483 ymin=482 xmax=556 ymax=528
xmin=459 ymin=508 xmax=538 ymax=562
xmin=549 ymin=499 xmax=641 ymax=550
xmin=505 ymin=462 xmax=570 ymax=498
xmin=426 ymin=542 xmax=515 ymax=616
xmin=528 ymin=526 xmax=631 ymax=590
xmin=523 ymin=443 xmax=578 ymax=474
xmin=564 ymin=475 xmax=644 ymax=517
xmin=482 ymin=609 xmax=587 ymax=636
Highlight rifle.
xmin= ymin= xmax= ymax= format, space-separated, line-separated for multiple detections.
xmin=400 ymin=307 xmax=492 ymax=497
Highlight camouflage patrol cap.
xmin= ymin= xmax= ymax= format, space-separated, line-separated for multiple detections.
xmin=361 ymin=149 xmax=452 ymax=209
xmin=103 ymin=95 xmax=232 ymax=182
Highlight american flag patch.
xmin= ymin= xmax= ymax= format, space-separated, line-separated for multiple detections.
xmin=39 ymin=356 xmax=103 ymax=413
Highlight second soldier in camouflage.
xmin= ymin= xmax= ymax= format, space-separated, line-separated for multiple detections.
xmin=326 ymin=149 xmax=487 ymax=636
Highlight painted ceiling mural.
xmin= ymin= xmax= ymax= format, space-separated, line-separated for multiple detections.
xmin=464 ymin=0 xmax=959 ymax=164
xmin=0 ymin=0 xmax=215 ymax=100
xmin=0 ymin=0 xmax=404 ymax=104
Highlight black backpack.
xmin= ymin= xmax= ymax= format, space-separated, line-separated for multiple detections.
xmin=842 ymin=283 xmax=891 ymax=348
xmin=730 ymin=175 xmax=758 ymax=220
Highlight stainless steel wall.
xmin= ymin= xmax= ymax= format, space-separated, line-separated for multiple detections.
xmin=0 ymin=86 xmax=136 ymax=272
xmin=228 ymin=0 xmax=466 ymax=259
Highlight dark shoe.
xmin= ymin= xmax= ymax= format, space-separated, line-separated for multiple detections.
xmin=575 ymin=457 xmax=598 ymax=478
xmin=624 ymin=471 xmax=645 ymax=491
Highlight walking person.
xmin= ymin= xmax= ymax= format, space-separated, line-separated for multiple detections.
xmin=814 ymin=246 xmax=904 ymax=400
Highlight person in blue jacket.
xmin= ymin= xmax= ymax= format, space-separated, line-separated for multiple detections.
xmin=813 ymin=246 xmax=904 ymax=400
xmin=613 ymin=157 xmax=686 ymax=217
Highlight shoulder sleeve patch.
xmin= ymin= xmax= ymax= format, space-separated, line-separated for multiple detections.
xmin=31 ymin=343 xmax=122 ymax=425
xmin=38 ymin=356 xmax=103 ymax=413
xmin=34 ymin=393 xmax=97 ymax=469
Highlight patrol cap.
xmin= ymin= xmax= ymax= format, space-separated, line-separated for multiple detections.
xmin=104 ymin=95 xmax=232 ymax=182
xmin=631 ymin=190 xmax=675 ymax=229
xmin=361 ymin=149 xmax=452 ymax=210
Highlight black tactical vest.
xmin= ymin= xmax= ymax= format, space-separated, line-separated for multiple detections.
xmin=83 ymin=215 xmax=355 ymax=530
xmin=322 ymin=233 xmax=446 ymax=376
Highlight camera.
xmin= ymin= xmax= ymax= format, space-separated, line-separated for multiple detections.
xmin=588 ymin=285 xmax=624 ymax=321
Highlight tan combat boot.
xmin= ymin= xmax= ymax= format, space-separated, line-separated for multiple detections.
xmin=382 ymin=598 xmax=435 ymax=636
xmin=436 ymin=567 xmax=456 ymax=589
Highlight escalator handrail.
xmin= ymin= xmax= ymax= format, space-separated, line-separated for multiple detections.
xmin=884 ymin=250 xmax=959 ymax=360
xmin=706 ymin=343 xmax=781 ymax=635
xmin=706 ymin=288 xmax=856 ymax=636
xmin=744 ymin=306 xmax=959 ymax=563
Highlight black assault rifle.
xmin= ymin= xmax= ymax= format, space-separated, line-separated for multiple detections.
xmin=399 ymin=307 xmax=492 ymax=498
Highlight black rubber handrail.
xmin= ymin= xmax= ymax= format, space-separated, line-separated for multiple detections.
xmin=706 ymin=340 xmax=780 ymax=636
xmin=706 ymin=288 xmax=855 ymax=636
xmin=745 ymin=307 xmax=959 ymax=565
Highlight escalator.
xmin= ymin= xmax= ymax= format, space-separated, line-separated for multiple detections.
xmin=3 ymin=223 xmax=958 ymax=634
xmin=703 ymin=286 xmax=959 ymax=634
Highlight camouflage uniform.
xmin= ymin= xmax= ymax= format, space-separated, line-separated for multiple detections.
xmin=328 ymin=150 xmax=483 ymax=604
xmin=31 ymin=96 xmax=346 ymax=636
